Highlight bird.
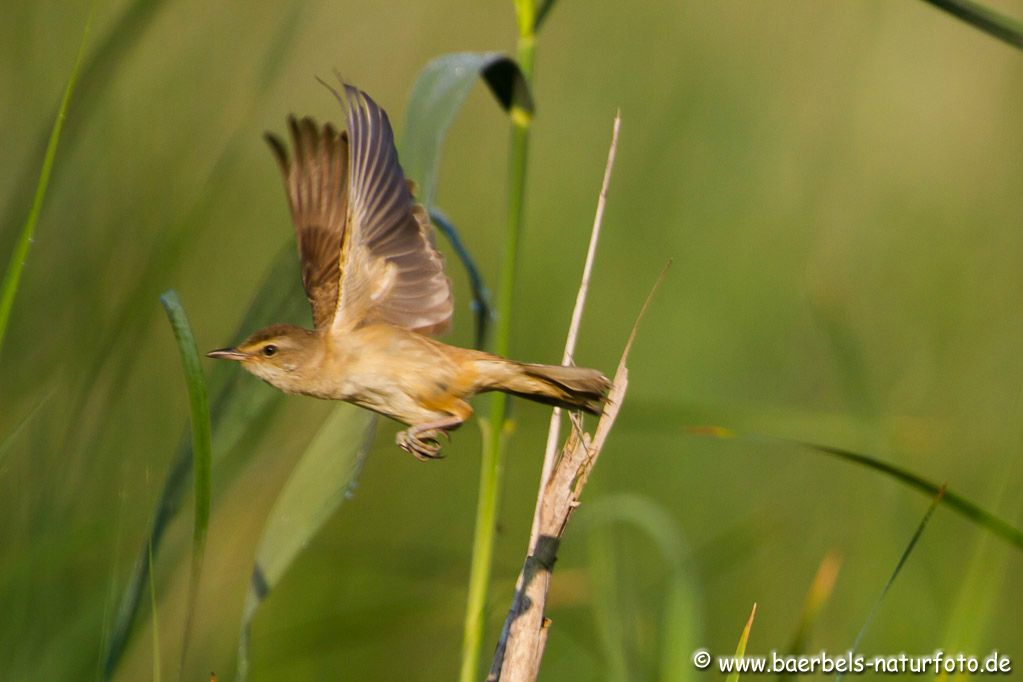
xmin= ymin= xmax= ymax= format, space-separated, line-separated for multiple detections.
xmin=207 ymin=80 xmax=610 ymax=460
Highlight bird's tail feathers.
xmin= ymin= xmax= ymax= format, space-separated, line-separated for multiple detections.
xmin=478 ymin=359 xmax=610 ymax=415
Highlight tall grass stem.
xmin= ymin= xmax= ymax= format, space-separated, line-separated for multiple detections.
xmin=0 ymin=9 xmax=92 ymax=362
xmin=459 ymin=7 xmax=537 ymax=681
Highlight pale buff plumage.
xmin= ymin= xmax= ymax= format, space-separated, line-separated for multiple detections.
xmin=208 ymin=80 xmax=608 ymax=460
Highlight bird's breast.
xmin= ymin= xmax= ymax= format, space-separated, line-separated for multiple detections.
xmin=301 ymin=325 xmax=471 ymax=424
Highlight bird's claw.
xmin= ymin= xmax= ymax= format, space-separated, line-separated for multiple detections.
xmin=397 ymin=428 xmax=449 ymax=461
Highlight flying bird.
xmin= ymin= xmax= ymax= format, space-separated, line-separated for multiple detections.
xmin=208 ymin=80 xmax=609 ymax=460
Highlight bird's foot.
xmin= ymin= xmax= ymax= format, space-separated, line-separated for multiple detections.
xmin=397 ymin=427 xmax=451 ymax=461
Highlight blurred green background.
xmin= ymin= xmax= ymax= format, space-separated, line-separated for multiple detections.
xmin=2 ymin=1 xmax=1022 ymax=680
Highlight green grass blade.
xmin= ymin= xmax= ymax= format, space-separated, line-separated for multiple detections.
xmin=463 ymin=65 xmax=533 ymax=682
xmin=0 ymin=391 xmax=52 ymax=474
xmin=158 ymin=290 xmax=212 ymax=677
xmin=587 ymin=523 xmax=631 ymax=682
xmin=1 ymin=0 xmax=170 ymax=249
xmin=96 ymin=13 xmax=310 ymax=646
xmin=789 ymin=439 xmax=1023 ymax=549
xmin=939 ymin=449 xmax=1023 ymax=662
xmin=147 ymin=540 xmax=161 ymax=682
xmin=0 ymin=9 xmax=92 ymax=361
xmin=583 ymin=494 xmax=702 ymax=682
xmin=428 ymin=208 xmax=491 ymax=348
xmin=236 ymin=405 xmax=375 ymax=681
xmin=534 ymin=0 xmax=560 ymax=30
xmin=836 ymin=488 xmax=945 ymax=681
xmin=659 ymin=572 xmax=702 ymax=682
xmin=725 ymin=603 xmax=757 ymax=682
xmin=784 ymin=552 xmax=841 ymax=662
xmin=690 ymin=428 xmax=1023 ymax=550
xmin=918 ymin=0 xmax=1023 ymax=49
xmin=401 ymin=52 xmax=532 ymax=205
xmin=60 ymin=3 xmax=305 ymax=480
xmin=463 ymin=31 xmax=541 ymax=681
xmin=102 ymin=248 xmax=304 ymax=677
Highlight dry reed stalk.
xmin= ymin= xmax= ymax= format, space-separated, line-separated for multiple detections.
xmin=487 ymin=111 xmax=669 ymax=680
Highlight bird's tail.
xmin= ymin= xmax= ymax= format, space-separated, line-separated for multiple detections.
xmin=475 ymin=358 xmax=611 ymax=415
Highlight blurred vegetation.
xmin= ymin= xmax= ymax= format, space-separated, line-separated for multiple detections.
xmin=2 ymin=1 xmax=1022 ymax=680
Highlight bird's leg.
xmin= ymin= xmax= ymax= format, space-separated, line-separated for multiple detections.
xmin=397 ymin=414 xmax=465 ymax=461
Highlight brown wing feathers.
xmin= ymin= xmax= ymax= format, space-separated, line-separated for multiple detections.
xmin=265 ymin=81 xmax=453 ymax=335
xmin=332 ymin=84 xmax=453 ymax=334
xmin=265 ymin=119 xmax=350 ymax=329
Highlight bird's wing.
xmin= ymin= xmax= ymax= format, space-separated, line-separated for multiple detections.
xmin=265 ymin=82 xmax=453 ymax=334
xmin=328 ymin=82 xmax=452 ymax=334
xmin=265 ymin=117 xmax=350 ymax=330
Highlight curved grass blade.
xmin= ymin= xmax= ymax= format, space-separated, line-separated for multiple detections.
xmin=1 ymin=0 xmax=170 ymax=247
xmin=588 ymin=523 xmax=631 ymax=682
xmin=582 ymin=493 xmax=702 ymax=682
xmin=534 ymin=0 xmax=560 ymax=31
xmin=784 ymin=552 xmax=841 ymax=664
xmin=725 ymin=603 xmax=757 ymax=682
xmin=92 ymin=7 xmax=307 ymax=634
xmin=159 ymin=290 xmax=213 ymax=676
xmin=918 ymin=0 xmax=1023 ymax=49
xmin=938 ymin=448 xmax=1023 ymax=661
xmin=0 ymin=390 xmax=52 ymax=475
xmin=688 ymin=428 xmax=1023 ymax=551
xmin=0 ymin=9 xmax=92 ymax=362
xmin=401 ymin=52 xmax=533 ymax=205
xmin=429 ymin=208 xmax=491 ymax=348
xmin=63 ymin=2 xmax=306 ymax=476
xmin=659 ymin=569 xmax=702 ymax=682
xmin=236 ymin=405 xmax=375 ymax=681
xmin=103 ymin=247 xmax=305 ymax=677
xmin=836 ymin=488 xmax=945 ymax=682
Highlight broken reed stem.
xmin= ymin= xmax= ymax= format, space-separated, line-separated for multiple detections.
xmin=532 ymin=111 xmax=621 ymax=548
xmin=488 ymin=114 xmax=669 ymax=679
xmin=488 ymin=267 xmax=662 ymax=682
xmin=493 ymin=113 xmax=620 ymax=680
xmin=488 ymin=261 xmax=668 ymax=681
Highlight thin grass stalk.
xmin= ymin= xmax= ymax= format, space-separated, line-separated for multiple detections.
xmin=158 ymin=290 xmax=212 ymax=679
xmin=692 ymin=429 xmax=1023 ymax=550
xmin=724 ymin=603 xmax=757 ymax=682
xmin=836 ymin=487 xmax=945 ymax=682
xmin=783 ymin=552 xmax=841 ymax=667
xmin=0 ymin=0 xmax=168 ymax=291
xmin=918 ymin=0 xmax=1023 ymax=49
xmin=0 ymin=10 xmax=92 ymax=362
xmin=0 ymin=391 xmax=51 ymax=471
xmin=148 ymin=540 xmax=162 ymax=682
xmin=532 ymin=113 xmax=620 ymax=545
xmin=459 ymin=6 xmax=537 ymax=681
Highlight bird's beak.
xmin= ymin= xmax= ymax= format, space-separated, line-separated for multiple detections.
xmin=206 ymin=347 xmax=247 ymax=361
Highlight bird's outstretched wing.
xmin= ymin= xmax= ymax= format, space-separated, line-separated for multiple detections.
xmin=265 ymin=81 xmax=453 ymax=334
xmin=265 ymin=118 xmax=349 ymax=330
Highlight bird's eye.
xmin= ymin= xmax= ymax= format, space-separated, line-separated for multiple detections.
xmin=262 ymin=344 xmax=278 ymax=357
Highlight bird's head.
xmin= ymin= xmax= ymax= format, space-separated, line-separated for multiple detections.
xmin=207 ymin=324 xmax=319 ymax=391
